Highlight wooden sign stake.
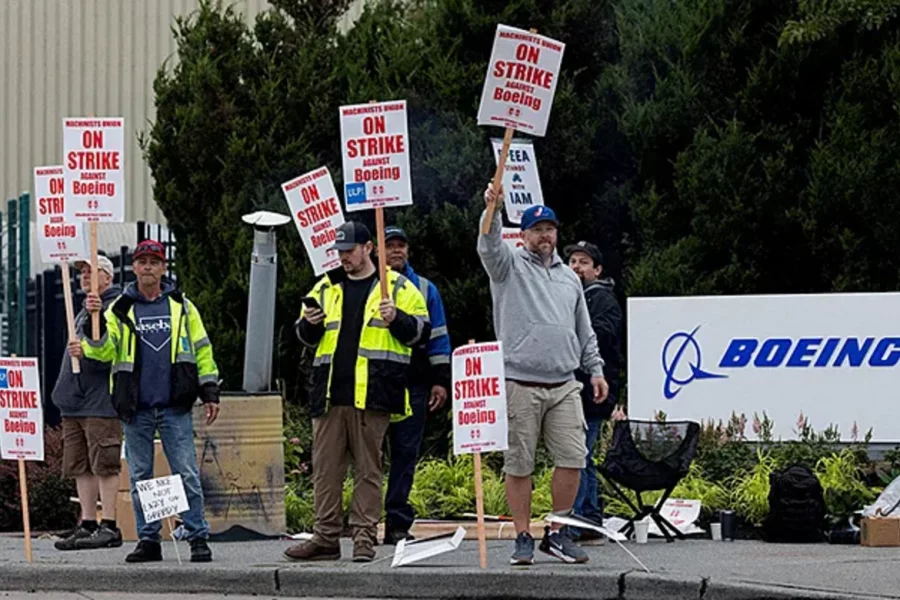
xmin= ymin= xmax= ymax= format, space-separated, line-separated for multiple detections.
xmin=18 ymin=458 xmax=32 ymax=563
xmin=60 ymin=261 xmax=80 ymax=373
xmin=169 ymin=516 xmax=182 ymax=564
xmin=367 ymin=99 xmax=390 ymax=300
xmin=89 ymin=222 xmax=99 ymax=340
xmin=467 ymin=338 xmax=488 ymax=569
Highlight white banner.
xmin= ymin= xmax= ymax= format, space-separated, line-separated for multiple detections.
xmin=63 ymin=118 xmax=126 ymax=222
xmin=339 ymin=100 xmax=413 ymax=212
xmin=452 ymin=342 xmax=508 ymax=455
xmin=137 ymin=474 xmax=189 ymax=523
xmin=282 ymin=166 xmax=345 ymax=275
xmin=501 ymin=227 xmax=524 ymax=251
xmin=629 ymin=293 xmax=900 ymax=441
xmin=477 ymin=25 xmax=565 ymax=137
xmin=34 ymin=166 xmax=87 ymax=263
xmin=492 ymin=138 xmax=543 ymax=224
xmin=0 ymin=357 xmax=44 ymax=462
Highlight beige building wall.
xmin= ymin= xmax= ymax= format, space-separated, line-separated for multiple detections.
xmin=0 ymin=0 xmax=272 ymax=225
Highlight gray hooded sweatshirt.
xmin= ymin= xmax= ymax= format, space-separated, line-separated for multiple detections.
xmin=477 ymin=209 xmax=604 ymax=384
xmin=51 ymin=284 xmax=122 ymax=418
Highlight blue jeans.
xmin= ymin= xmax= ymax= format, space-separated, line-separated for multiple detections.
xmin=124 ymin=407 xmax=209 ymax=542
xmin=573 ymin=416 xmax=603 ymax=523
xmin=384 ymin=385 xmax=428 ymax=533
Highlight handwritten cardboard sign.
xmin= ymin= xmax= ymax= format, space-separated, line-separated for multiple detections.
xmin=136 ymin=474 xmax=189 ymax=523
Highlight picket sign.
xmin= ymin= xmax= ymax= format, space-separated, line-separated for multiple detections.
xmin=34 ymin=166 xmax=84 ymax=373
xmin=0 ymin=356 xmax=44 ymax=563
xmin=453 ymin=340 xmax=509 ymax=569
xmin=282 ymin=166 xmax=346 ymax=276
xmin=491 ymin=138 xmax=544 ymax=224
xmin=136 ymin=474 xmax=189 ymax=565
xmin=501 ymin=227 xmax=525 ymax=251
xmin=477 ymin=26 xmax=565 ymax=234
xmin=339 ymin=99 xmax=413 ymax=298
xmin=63 ymin=117 xmax=125 ymax=340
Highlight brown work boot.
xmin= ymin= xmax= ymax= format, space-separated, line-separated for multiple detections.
xmin=283 ymin=539 xmax=340 ymax=562
xmin=352 ymin=539 xmax=375 ymax=563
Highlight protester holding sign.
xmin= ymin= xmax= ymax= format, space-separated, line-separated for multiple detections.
xmin=563 ymin=241 xmax=623 ymax=540
xmin=477 ymin=186 xmax=608 ymax=565
xmin=52 ymin=254 xmax=123 ymax=550
xmin=382 ymin=225 xmax=452 ymax=545
xmin=285 ymin=221 xmax=430 ymax=563
xmin=81 ymin=240 xmax=220 ymax=564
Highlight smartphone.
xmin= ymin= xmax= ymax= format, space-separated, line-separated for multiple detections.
xmin=301 ymin=297 xmax=321 ymax=310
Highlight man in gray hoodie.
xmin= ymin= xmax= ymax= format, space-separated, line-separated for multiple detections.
xmin=52 ymin=254 xmax=123 ymax=550
xmin=478 ymin=185 xmax=608 ymax=566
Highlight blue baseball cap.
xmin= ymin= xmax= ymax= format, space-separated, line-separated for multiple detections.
xmin=520 ymin=205 xmax=559 ymax=231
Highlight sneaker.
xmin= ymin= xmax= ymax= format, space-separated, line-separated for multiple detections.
xmin=189 ymin=538 xmax=212 ymax=563
xmin=54 ymin=526 xmax=94 ymax=551
xmin=510 ymin=531 xmax=535 ymax=565
xmin=540 ymin=526 xmax=589 ymax=564
xmin=383 ymin=529 xmax=414 ymax=546
xmin=125 ymin=540 xmax=163 ymax=563
xmin=283 ymin=540 xmax=341 ymax=562
xmin=74 ymin=524 xmax=123 ymax=549
xmin=353 ymin=539 xmax=376 ymax=563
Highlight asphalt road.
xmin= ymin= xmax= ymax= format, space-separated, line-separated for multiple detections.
xmin=0 ymin=595 xmax=387 ymax=600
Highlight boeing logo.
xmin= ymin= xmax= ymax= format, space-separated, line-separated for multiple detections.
xmin=661 ymin=326 xmax=900 ymax=399
xmin=661 ymin=326 xmax=726 ymax=399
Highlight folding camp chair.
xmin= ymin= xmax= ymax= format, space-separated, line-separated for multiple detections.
xmin=598 ymin=419 xmax=700 ymax=543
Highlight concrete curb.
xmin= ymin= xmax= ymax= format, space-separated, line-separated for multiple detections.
xmin=0 ymin=564 xmax=883 ymax=600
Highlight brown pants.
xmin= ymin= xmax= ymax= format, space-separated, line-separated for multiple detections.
xmin=312 ymin=406 xmax=390 ymax=547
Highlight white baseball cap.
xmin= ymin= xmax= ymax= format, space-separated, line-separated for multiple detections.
xmin=73 ymin=255 xmax=114 ymax=278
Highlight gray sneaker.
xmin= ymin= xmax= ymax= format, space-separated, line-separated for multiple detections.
xmin=510 ymin=531 xmax=535 ymax=565
xmin=54 ymin=526 xmax=94 ymax=551
xmin=539 ymin=526 xmax=589 ymax=564
xmin=74 ymin=524 xmax=123 ymax=549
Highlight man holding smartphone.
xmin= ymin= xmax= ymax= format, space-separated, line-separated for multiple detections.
xmin=285 ymin=221 xmax=430 ymax=563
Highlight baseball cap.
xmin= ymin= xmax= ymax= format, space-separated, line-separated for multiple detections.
xmin=331 ymin=221 xmax=372 ymax=252
xmin=133 ymin=239 xmax=167 ymax=262
xmin=384 ymin=226 xmax=408 ymax=244
xmin=74 ymin=255 xmax=115 ymax=277
xmin=520 ymin=205 xmax=559 ymax=231
xmin=564 ymin=241 xmax=603 ymax=267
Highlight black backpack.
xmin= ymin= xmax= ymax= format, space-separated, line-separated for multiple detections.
xmin=763 ymin=465 xmax=826 ymax=543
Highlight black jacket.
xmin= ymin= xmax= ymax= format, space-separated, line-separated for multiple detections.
xmin=577 ymin=278 xmax=623 ymax=419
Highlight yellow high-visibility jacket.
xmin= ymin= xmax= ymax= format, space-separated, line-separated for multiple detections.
xmin=297 ymin=270 xmax=430 ymax=418
xmin=81 ymin=289 xmax=219 ymax=422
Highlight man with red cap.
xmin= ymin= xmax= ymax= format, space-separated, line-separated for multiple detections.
xmin=82 ymin=240 xmax=220 ymax=564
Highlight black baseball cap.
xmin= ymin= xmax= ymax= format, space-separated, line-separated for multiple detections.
xmin=384 ymin=226 xmax=408 ymax=243
xmin=331 ymin=221 xmax=372 ymax=252
xmin=564 ymin=241 xmax=603 ymax=266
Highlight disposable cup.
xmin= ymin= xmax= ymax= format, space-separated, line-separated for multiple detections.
xmin=634 ymin=518 xmax=649 ymax=544
xmin=710 ymin=522 xmax=722 ymax=541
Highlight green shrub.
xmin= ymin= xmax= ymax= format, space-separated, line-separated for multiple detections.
xmin=730 ymin=450 xmax=778 ymax=526
xmin=816 ymin=449 xmax=876 ymax=518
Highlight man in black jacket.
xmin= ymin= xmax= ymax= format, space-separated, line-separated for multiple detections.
xmin=564 ymin=241 xmax=623 ymax=535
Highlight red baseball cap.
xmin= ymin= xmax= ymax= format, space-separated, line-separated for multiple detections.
xmin=133 ymin=239 xmax=167 ymax=262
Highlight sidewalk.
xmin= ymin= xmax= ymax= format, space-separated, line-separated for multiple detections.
xmin=1 ymin=534 xmax=898 ymax=599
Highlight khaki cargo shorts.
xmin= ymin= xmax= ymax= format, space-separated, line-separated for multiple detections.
xmin=503 ymin=379 xmax=587 ymax=477
xmin=62 ymin=417 xmax=122 ymax=477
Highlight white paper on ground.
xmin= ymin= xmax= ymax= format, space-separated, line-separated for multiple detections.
xmin=391 ymin=526 xmax=466 ymax=567
xmin=287 ymin=532 xmax=314 ymax=541
xmin=544 ymin=514 xmax=627 ymax=542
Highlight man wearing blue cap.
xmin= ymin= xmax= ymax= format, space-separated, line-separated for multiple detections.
xmin=478 ymin=186 xmax=608 ymax=566
xmin=382 ymin=225 xmax=452 ymax=544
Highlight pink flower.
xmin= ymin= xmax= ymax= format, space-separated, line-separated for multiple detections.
xmin=796 ymin=412 xmax=806 ymax=431
xmin=290 ymin=437 xmax=301 ymax=446
xmin=851 ymin=421 xmax=859 ymax=442
xmin=752 ymin=414 xmax=761 ymax=435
